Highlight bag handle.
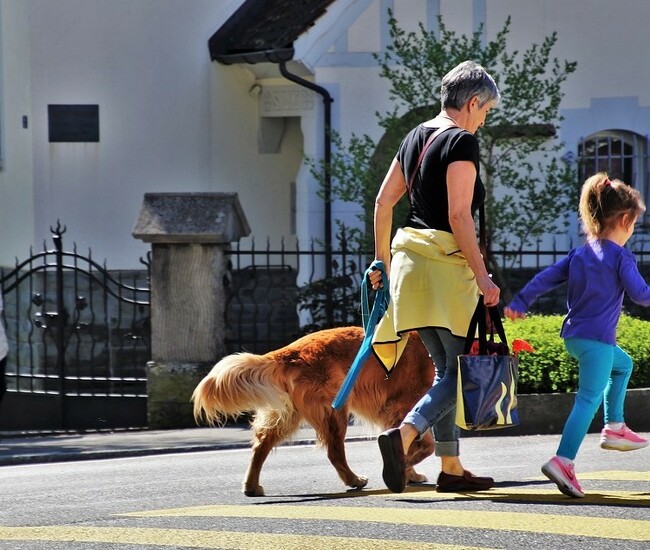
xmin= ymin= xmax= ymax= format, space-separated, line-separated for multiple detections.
xmin=463 ymin=295 xmax=508 ymax=355
xmin=406 ymin=125 xmax=456 ymax=196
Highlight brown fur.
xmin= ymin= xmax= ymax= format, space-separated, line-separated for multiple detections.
xmin=192 ymin=326 xmax=436 ymax=496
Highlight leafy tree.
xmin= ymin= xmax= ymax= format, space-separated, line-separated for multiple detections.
xmin=310 ymin=13 xmax=578 ymax=296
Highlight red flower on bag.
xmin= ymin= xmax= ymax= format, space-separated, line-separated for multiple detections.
xmin=512 ymin=339 xmax=534 ymax=356
xmin=470 ymin=340 xmax=481 ymax=355
xmin=469 ymin=340 xmax=510 ymax=356
xmin=469 ymin=339 xmax=533 ymax=356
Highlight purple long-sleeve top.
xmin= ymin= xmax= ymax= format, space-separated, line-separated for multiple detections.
xmin=508 ymin=239 xmax=650 ymax=344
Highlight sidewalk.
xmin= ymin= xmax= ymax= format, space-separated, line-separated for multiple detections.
xmin=2 ymin=388 xmax=647 ymax=467
xmin=0 ymin=424 xmax=376 ymax=467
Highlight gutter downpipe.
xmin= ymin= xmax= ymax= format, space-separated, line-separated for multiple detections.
xmin=278 ymin=61 xmax=334 ymax=326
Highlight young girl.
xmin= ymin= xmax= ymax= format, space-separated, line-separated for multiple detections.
xmin=505 ymin=172 xmax=649 ymax=498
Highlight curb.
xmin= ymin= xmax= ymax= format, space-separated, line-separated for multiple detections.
xmin=1 ymin=389 xmax=647 ymax=466
xmin=0 ymin=433 xmax=376 ymax=467
xmin=463 ymin=388 xmax=650 ymax=437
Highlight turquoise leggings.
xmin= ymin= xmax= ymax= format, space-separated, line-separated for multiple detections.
xmin=558 ymin=338 xmax=633 ymax=460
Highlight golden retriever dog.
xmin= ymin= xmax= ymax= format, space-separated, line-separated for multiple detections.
xmin=192 ymin=326 xmax=435 ymax=496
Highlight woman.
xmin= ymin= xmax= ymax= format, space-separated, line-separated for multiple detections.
xmin=368 ymin=60 xmax=501 ymax=493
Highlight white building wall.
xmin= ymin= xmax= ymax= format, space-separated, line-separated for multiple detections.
xmin=2 ymin=0 xmax=650 ymax=269
xmin=483 ymin=0 xmax=650 ymax=245
xmin=0 ymin=0 xmax=35 ymax=263
xmin=308 ymin=0 xmax=650 ymax=250
xmin=208 ymin=66 xmax=303 ymax=249
xmin=26 ymin=0 xmax=230 ymax=268
xmin=487 ymin=0 xmax=650 ymax=108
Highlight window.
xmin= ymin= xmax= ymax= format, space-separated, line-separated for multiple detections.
xmin=578 ymin=130 xmax=649 ymax=221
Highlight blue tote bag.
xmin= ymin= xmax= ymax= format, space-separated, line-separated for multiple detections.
xmin=456 ymin=296 xmax=520 ymax=431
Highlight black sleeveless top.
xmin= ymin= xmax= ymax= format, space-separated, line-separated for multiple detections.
xmin=397 ymin=124 xmax=485 ymax=232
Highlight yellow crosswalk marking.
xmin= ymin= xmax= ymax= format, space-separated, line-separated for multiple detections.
xmin=122 ymin=504 xmax=650 ymax=542
xmin=2 ymin=471 xmax=648 ymax=547
xmin=0 ymin=527 xmax=492 ymax=550
xmin=578 ymin=470 xmax=650 ymax=481
xmin=530 ymin=470 xmax=650 ymax=481
xmin=387 ymin=487 xmax=650 ymax=505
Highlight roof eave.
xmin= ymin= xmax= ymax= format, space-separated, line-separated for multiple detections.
xmin=211 ymin=47 xmax=295 ymax=66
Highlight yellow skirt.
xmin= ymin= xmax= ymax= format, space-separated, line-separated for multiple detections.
xmin=372 ymin=227 xmax=481 ymax=372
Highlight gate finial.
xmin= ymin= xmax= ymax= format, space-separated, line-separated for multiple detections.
xmin=50 ymin=220 xmax=67 ymax=236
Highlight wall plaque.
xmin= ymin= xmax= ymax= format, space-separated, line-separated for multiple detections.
xmin=48 ymin=104 xmax=100 ymax=142
xmin=260 ymin=86 xmax=315 ymax=117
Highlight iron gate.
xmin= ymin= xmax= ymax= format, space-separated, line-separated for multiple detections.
xmin=224 ymin=234 xmax=368 ymax=354
xmin=0 ymin=223 xmax=150 ymax=430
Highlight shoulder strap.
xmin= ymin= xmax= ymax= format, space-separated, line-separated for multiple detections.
xmin=479 ymin=202 xmax=487 ymax=260
xmin=406 ymin=125 xmax=456 ymax=196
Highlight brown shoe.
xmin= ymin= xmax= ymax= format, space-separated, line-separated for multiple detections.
xmin=436 ymin=470 xmax=494 ymax=493
xmin=377 ymin=428 xmax=406 ymax=493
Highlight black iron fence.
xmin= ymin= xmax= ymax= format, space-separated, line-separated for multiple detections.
xmin=224 ymin=236 xmax=368 ymax=354
xmin=224 ymin=235 xmax=650 ymax=354
xmin=494 ymin=234 xmax=650 ymax=270
xmin=0 ymin=223 xmax=150 ymax=430
xmin=493 ymin=236 xmax=650 ymax=320
xmin=5 ymin=226 xmax=650 ymax=430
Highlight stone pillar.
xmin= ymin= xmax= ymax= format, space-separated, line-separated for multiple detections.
xmin=133 ymin=193 xmax=250 ymax=429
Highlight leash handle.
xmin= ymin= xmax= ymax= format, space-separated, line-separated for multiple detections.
xmin=361 ymin=260 xmax=388 ymax=333
xmin=331 ymin=260 xmax=389 ymax=410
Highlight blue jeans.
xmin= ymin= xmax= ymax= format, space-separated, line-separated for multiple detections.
xmin=403 ymin=327 xmax=465 ymax=457
xmin=558 ymin=338 xmax=633 ymax=460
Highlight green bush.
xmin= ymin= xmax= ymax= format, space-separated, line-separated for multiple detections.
xmin=503 ymin=313 xmax=650 ymax=393
xmin=616 ymin=314 xmax=650 ymax=387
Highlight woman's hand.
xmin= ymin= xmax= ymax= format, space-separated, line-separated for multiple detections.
xmin=367 ymin=263 xmax=388 ymax=290
xmin=477 ymin=273 xmax=500 ymax=307
xmin=504 ymin=306 xmax=526 ymax=320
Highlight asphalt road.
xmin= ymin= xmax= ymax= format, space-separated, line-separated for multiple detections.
xmin=1 ymin=433 xmax=648 ymax=549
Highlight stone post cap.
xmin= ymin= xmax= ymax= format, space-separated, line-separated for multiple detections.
xmin=132 ymin=192 xmax=251 ymax=244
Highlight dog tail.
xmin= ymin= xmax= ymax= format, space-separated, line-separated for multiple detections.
xmin=192 ymin=352 xmax=291 ymax=426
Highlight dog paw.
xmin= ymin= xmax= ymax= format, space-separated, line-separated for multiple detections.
xmin=350 ymin=476 xmax=369 ymax=489
xmin=243 ymin=484 xmax=265 ymax=497
xmin=406 ymin=470 xmax=428 ymax=484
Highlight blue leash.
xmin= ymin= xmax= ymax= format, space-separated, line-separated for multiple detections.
xmin=331 ymin=260 xmax=390 ymax=410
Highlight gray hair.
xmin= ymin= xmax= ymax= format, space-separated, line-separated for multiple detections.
xmin=440 ymin=61 xmax=500 ymax=110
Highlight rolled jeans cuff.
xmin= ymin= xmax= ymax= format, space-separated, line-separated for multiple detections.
xmin=402 ymin=411 xmax=430 ymax=438
xmin=434 ymin=439 xmax=459 ymax=457
xmin=403 ymin=411 xmax=460 ymax=457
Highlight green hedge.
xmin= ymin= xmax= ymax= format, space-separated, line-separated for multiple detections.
xmin=503 ymin=313 xmax=650 ymax=393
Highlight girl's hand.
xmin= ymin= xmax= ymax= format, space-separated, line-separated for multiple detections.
xmin=504 ymin=306 xmax=526 ymax=320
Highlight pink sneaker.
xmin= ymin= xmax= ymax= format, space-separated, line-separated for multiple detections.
xmin=600 ymin=425 xmax=648 ymax=451
xmin=541 ymin=457 xmax=585 ymax=498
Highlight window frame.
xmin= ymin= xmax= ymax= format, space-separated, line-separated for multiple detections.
xmin=578 ymin=130 xmax=649 ymax=225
